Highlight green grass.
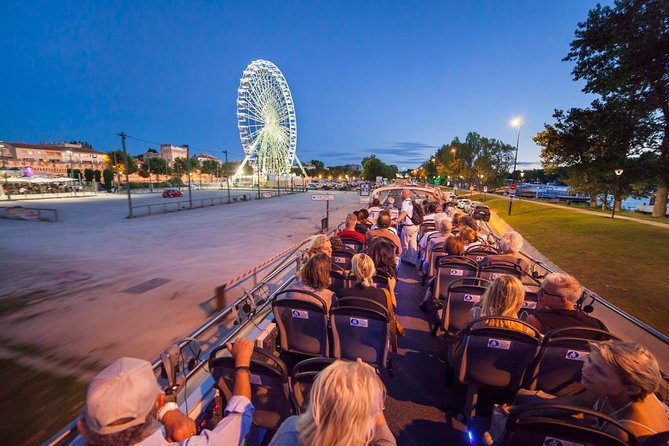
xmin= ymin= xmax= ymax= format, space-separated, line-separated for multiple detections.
xmin=477 ymin=196 xmax=669 ymax=332
xmin=0 ymin=359 xmax=86 ymax=446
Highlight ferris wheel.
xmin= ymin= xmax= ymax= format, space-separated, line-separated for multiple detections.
xmin=235 ymin=60 xmax=301 ymax=178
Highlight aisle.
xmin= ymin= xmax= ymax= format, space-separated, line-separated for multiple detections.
xmin=382 ymin=262 xmax=467 ymax=445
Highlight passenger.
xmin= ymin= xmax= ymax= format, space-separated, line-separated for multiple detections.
xmin=525 ymin=272 xmax=607 ymax=334
xmin=338 ymin=253 xmax=390 ymax=310
xmin=367 ymin=237 xmax=398 ymax=306
xmin=478 ymin=231 xmax=528 ymax=271
xmin=394 ymin=189 xmax=419 ymax=266
xmin=269 ymin=359 xmax=396 ymax=446
xmin=367 ymin=197 xmax=383 ymax=225
xmin=421 ymin=217 xmax=454 ymax=276
xmin=367 ymin=211 xmax=402 ymax=256
xmin=329 ymin=236 xmax=344 ymax=252
xmin=459 ymin=226 xmax=480 ymax=248
xmin=303 ymin=234 xmax=332 ymax=260
xmin=337 ymin=213 xmax=367 ymax=244
xmin=470 ymin=276 xmax=537 ymax=336
xmin=358 ymin=208 xmax=373 ymax=229
xmin=289 ymin=253 xmax=337 ymax=310
xmin=488 ymin=341 xmax=669 ymax=444
xmin=418 ymin=213 xmax=442 ymax=254
xmin=422 ymin=203 xmax=438 ymax=224
xmin=77 ymin=339 xmax=255 ymax=445
xmin=419 ymin=236 xmax=466 ymax=311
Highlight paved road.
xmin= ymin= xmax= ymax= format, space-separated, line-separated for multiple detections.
xmin=0 ymin=190 xmax=362 ymax=377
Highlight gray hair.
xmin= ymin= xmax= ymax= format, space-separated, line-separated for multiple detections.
xmin=543 ymin=272 xmax=582 ymax=303
xmin=499 ymin=231 xmax=524 ymax=254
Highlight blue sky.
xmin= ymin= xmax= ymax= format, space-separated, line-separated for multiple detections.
xmin=1 ymin=1 xmax=605 ymax=169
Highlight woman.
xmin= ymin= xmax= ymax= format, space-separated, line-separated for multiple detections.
xmin=303 ymin=234 xmax=332 ymax=260
xmin=288 ymin=253 xmax=336 ymax=310
xmin=470 ymin=276 xmax=536 ymax=336
xmin=478 ymin=231 xmax=528 ymax=271
xmin=366 ymin=237 xmax=398 ymax=305
xmin=488 ymin=341 xmax=669 ymax=444
xmin=269 ymin=359 xmax=396 ymax=446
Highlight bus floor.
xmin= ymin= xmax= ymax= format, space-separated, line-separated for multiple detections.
xmin=380 ymin=261 xmax=469 ymax=446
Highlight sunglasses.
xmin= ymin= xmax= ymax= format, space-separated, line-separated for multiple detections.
xmin=538 ymin=287 xmax=563 ymax=299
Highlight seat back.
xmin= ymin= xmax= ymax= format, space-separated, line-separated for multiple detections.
xmin=426 ymin=242 xmax=445 ymax=278
xmin=435 ymin=256 xmax=479 ymax=302
xmin=330 ymin=266 xmax=351 ymax=295
xmin=290 ymin=356 xmax=337 ymax=413
xmin=464 ymin=244 xmax=500 ymax=263
xmin=478 ymin=259 xmax=523 ymax=282
xmin=272 ymin=290 xmax=329 ymax=356
xmin=440 ymin=278 xmax=490 ymax=332
xmin=331 ymin=248 xmax=355 ymax=271
xmin=455 ymin=317 xmax=542 ymax=391
xmin=524 ymin=327 xmax=620 ymax=396
xmin=519 ymin=286 xmax=540 ymax=320
xmin=339 ymin=236 xmax=364 ymax=253
xmin=418 ymin=222 xmax=436 ymax=240
xmin=330 ymin=300 xmax=390 ymax=369
xmin=209 ymin=346 xmax=292 ymax=430
xmin=372 ymin=271 xmax=391 ymax=290
xmin=503 ymin=402 xmax=637 ymax=446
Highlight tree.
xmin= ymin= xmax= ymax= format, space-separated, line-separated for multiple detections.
xmin=94 ymin=170 xmax=101 ymax=183
xmin=84 ymin=168 xmax=95 ymax=182
xmin=173 ymin=157 xmax=200 ymax=177
xmin=146 ymin=157 xmax=169 ymax=182
xmin=102 ymin=169 xmax=114 ymax=191
xmin=105 ymin=150 xmax=138 ymax=175
xmin=564 ymin=0 xmax=669 ymax=216
xmin=201 ymin=159 xmax=221 ymax=181
xmin=361 ymin=155 xmax=397 ymax=181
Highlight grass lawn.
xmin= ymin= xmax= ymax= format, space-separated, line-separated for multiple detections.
xmin=475 ymin=195 xmax=669 ymax=333
xmin=0 ymin=359 xmax=86 ymax=446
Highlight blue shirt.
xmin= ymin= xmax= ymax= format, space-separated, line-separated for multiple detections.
xmin=138 ymin=395 xmax=254 ymax=446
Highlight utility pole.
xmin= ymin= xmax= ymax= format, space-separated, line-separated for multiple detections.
xmin=222 ymin=149 xmax=230 ymax=203
xmin=118 ymin=132 xmax=133 ymax=218
xmin=508 ymin=119 xmax=522 ymax=216
xmin=0 ymin=143 xmax=10 ymax=200
xmin=185 ymin=145 xmax=193 ymax=208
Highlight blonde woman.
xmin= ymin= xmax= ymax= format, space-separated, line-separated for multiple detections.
xmin=269 ymin=359 xmax=396 ymax=446
xmin=303 ymin=234 xmax=332 ymax=261
xmin=471 ymin=276 xmax=535 ymax=336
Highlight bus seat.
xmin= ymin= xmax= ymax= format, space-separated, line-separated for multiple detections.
xmin=465 ymin=244 xmax=500 ymax=263
xmin=478 ymin=259 xmax=523 ymax=282
xmin=272 ymin=290 xmax=329 ymax=357
xmin=439 ymin=278 xmax=490 ymax=333
xmin=435 ymin=256 xmax=479 ymax=303
xmin=290 ymin=356 xmax=337 ymax=413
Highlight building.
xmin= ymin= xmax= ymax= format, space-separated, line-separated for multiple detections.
xmin=160 ymin=144 xmax=187 ymax=166
xmin=0 ymin=141 xmax=106 ymax=176
xmin=194 ymin=153 xmax=220 ymax=163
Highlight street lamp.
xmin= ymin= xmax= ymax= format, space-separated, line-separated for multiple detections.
xmin=222 ymin=150 xmax=231 ymax=203
xmin=0 ymin=143 xmax=9 ymax=200
xmin=612 ymin=168 xmax=624 ymax=219
xmin=508 ymin=118 xmax=523 ymax=216
xmin=66 ymin=150 xmax=75 ymax=195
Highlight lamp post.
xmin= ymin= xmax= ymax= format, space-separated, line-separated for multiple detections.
xmin=66 ymin=150 xmax=75 ymax=195
xmin=222 ymin=150 xmax=231 ymax=203
xmin=612 ymin=168 xmax=624 ymax=219
xmin=508 ymin=118 xmax=522 ymax=216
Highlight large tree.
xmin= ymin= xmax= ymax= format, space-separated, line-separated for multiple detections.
xmin=564 ymin=0 xmax=669 ymax=216
xmin=361 ymin=155 xmax=397 ymax=181
xmin=200 ymin=159 xmax=221 ymax=181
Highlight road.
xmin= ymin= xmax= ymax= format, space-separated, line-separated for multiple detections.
xmin=0 ymin=189 xmax=361 ymax=377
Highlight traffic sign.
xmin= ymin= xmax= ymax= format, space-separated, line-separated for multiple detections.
xmin=509 ymin=184 xmax=516 ymax=191
xmin=509 ymin=191 xmax=516 ymax=199
xmin=312 ymin=194 xmax=335 ymax=201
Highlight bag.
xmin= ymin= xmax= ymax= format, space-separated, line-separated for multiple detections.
xmin=410 ymin=202 xmax=424 ymax=225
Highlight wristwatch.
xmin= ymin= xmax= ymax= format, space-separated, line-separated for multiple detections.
xmin=158 ymin=402 xmax=179 ymax=422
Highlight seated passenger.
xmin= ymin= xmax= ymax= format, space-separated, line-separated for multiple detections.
xmin=329 ymin=235 xmax=344 ymax=253
xmin=419 ymin=236 xmax=466 ymax=311
xmin=421 ymin=217 xmax=454 ymax=276
xmin=367 ymin=198 xmax=383 ymax=225
xmin=339 ymin=253 xmax=391 ymax=310
xmin=525 ymin=272 xmax=607 ymax=334
xmin=288 ymin=253 xmax=336 ymax=310
xmin=78 ymin=339 xmax=255 ymax=445
xmin=367 ymin=211 xmax=401 ymax=255
xmin=358 ymin=209 xmax=373 ymax=229
xmin=470 ymin=276 xmax=537 ymax=336
xmin=422 ymin=203 xmax=438 ymax=224
xmin=478 ymin=231 xmax=528 ymax=270
xmin=367 ymin=237 xmax=398 ymax=307
xmin=269 ymin=359 xmax=396 ymax=446
xmin=489 ymin=341 xmax=669 ymax=444
xmin=337 ymin=213 xmax=367 ymax=244
xmin=459 ymin=226 xmax=480 ymax=249
xmin=303 ymin=234 xmax=332 ymax=261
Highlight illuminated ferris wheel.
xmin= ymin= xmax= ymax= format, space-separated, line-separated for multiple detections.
xmin=235 ymin=60 xmax=299 ymax=178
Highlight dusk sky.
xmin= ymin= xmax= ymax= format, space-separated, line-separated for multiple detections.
xmin=1 ymin=1 xmax=606 ymax=169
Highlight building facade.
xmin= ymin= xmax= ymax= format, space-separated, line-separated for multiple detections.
xmin=0 ymin=141 xmax=106 ymax=176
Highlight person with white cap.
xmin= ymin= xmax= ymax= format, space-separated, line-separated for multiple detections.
xmin=77 ymin=338 xmax=255 ymax=445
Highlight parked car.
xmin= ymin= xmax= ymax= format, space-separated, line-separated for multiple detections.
xmin=306 ymin=183 xmax=319 ymax=190
xmin=162 ymin=189 xmax=183 ymax=198
xmin=470 ymin=204 xmax=491 ymax=222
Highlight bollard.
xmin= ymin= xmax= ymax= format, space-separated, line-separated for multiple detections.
xmin=215 ymin=284 xmax=227 ymax=312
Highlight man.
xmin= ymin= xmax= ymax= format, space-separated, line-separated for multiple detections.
xmin=78 ymin=339 xmax=255 ymax=445
xmin=337 ymin=213 xmax=367 ymax=244
xmin=422 ymin=217 xmax=453 ymax=276
xmin=367 ymin=210 xmax=402 ymax=255
xmin=525 ymin=273 xmax=608 ymax=334
xmin=478 ymin=231 xmax=528 ymax=271
xmin=394 ymin=189 xmax=418 ymax=265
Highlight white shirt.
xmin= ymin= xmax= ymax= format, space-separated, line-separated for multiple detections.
xmin=400 ymin=199 xmax=414 ymax=226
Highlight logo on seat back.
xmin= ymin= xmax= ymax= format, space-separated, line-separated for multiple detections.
xmin=492 ymin=273 xmax=500 ymax=279
xmin=543 ymin=436 xmax=583 ymax=446
xmin=349 ymin=317 xmax=368 ymax=327
xmin=487 ymin=338 xmax=511 ymax=350
xmin=463 ymin=294 xmax=481 ymax=303
xmin=450 ymin=269 xmax=464 ymax=276
xmin=291 ymin=309 xmax=309 ymax=319
xmin=522 ymin=301 xmax=537 ymax=309
xmin=565 ymin=350 xmax=588 ymax=361
xmin=334 ymin=256 xmax=346 ymax=264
